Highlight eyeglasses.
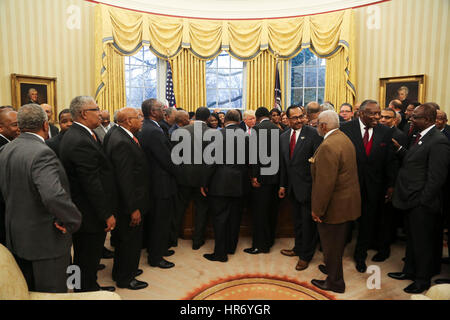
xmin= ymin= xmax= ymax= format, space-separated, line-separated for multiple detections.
xmin=380 ymin=115 xmax=394 ymax=119
xmin=289 ymin=115 xmax=306 ymax=121
xmin=83 ymin=107 xmax=100 ymax=112
xmin=340 ymin=110 xmax=351 ymax=113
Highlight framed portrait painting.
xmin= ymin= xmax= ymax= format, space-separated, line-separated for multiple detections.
xmin=11 ymin=74 xmax=57 ymax=122
xmin=379 ymin=74 xmax=426 ymax=109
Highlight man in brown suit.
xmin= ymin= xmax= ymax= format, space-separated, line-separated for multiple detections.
xmin=310 ymin=110 xmax=361 ymax=294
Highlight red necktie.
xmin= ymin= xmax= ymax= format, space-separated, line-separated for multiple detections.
xmin=413 ymin=133 xmax=421 ymax=145
xmin=289 ymin=130 xmax=296 ymax=159
xmin=363 ymin=127 xmax=369 ymax=147
xmin=133 ymin=136 xmax=140 ymax=147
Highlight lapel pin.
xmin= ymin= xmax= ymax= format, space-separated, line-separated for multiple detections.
xmin=301 ymin=136 xmax=305 ymax=140
xmin=418 ymin=141 xmax=422 ymax=145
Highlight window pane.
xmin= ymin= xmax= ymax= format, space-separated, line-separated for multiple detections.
xmin=206 ymin=58 xmax=217 ymax=69
xmin=292 ymin=50 xmax=304 ymax=67
xmin=305 ymin=67 xmax=317 ymax=87
xmin=291 ymin=68 xmax=303 ymax=88
xmin=229 ymin=70 xmax=242 ymax=89
xmin=144 ymin=86 xmax=157 ymax=100
xmin=206 ymin=70 xmax=217 ymax=88
xmin=218 ymin=54 xmax=230 ymax=68
xmin=305 ymin=49 xmax=318 ymax=66
xmin=317 ymin=88 xmax=325 ymax=104
xmin=217 ymin=69 xmax=230 ymax=88
xmin=207 ymin=89 xmax=217 ymax=108
xmin=230 ymin=89 xmax=242 ymax=104
xmin=304 ymin=88 xmax=317 ymax=105
xmin=217 ymin=90 xmax=230 ymax=106
xmin=291 ymin=88 xmax=303 ymax=106
xmin=230 ymin=57 xmax=243 ymax=68
xmin=318 ymin=67 xmax=326 ymax=87
xmin=129 ymin=66 xmax=144 ymax=86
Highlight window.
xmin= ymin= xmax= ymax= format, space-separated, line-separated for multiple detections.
xmin=290 ymin=48 xmax=326 ymax=106
xmin=206 ymin=52 xmax=244 ymax=110
xmin=125 ymin=46 xmax=158 ymax=108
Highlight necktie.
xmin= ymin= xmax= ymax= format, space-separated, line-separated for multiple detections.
xmin=91 ymin=133 xmax=97 ymax=142
xmin=408 ymin=124 xmax=414 ymax=136
xmin=363 ymin=127 xmax=369 ymax=147
xmin=248 ymin=128 xmax=251 ymax=135
xmin=133 ymin=136 xmax=140 ymax=147
xmin=289 ymin=130 xmax=296 ymax=159
xmin=413 ymin=133 xmax=421 ymax=145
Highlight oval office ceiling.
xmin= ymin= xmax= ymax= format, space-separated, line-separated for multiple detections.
xmin=90 ymin=0 xmax=388 ymax=19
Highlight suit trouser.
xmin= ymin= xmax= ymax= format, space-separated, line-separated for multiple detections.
xmin=72 ymin=232 xmax=106 ymax=292
xmin=14 ymin=252 xmax=71 ymax=293
xmin=291 ymin=197 xmax=318 ymax=262
xmin=112 ymin=213 xmax=143 ymax=286
xmin=176 ymin=186 xmax=209 ymax=246
xmin=209 ymin=196 xmax=242 ymax=257
xmin=318 ymin=222 xmax=350 ymax=291
xmin=251 ymin=184 xmax=279 ymax=250
xmin=147 ymin=196 xmax=175 ymax=265
xmin=402 ymin=206 xmax=440 ymax=284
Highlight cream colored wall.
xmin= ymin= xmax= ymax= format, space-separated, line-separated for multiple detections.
xmin=0 ymin=0 xmax=95 ymax=114
xmin=355 ymin=0 xmax=449 ymax=111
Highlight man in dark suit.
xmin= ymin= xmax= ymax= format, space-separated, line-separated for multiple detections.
xmin=41 ymin=104 xmax=60 ymax=138
xmin=279 ymin=105 xmax=322 ymax=271
xmin=46 ymin=109 xmax=73 ymax=156
xmin=159 ymin=107 xmax=176 ymax=138
xmin=172 ymin=107 xmax=214 ymax=250
xmin=0 ymin=108 xmax=20 ymax=246
xmin=138 ymin=99 xmax=179 ymax=269
xmin=245 ymin=107 xmax=281 ymax=254
xmin=389 ymin=103 xmax=450 ymax=293
xmin=0 ymin=104 xmax=81 ymax=293
xmin=340 ymin=99 xmax=396 ymax=273
xmin=104 ymin=108 xmax=149 ymax=290
xmin=202 ymin=109 xmax=250 ymax=262
xmin=59 ymin=96 xmax=117 ymax=292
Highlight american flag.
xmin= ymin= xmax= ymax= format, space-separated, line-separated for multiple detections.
xmin=166 ymin=61 xmax=176 ymax=107
xmin=274 ymin=62 xmax=281 ymax=110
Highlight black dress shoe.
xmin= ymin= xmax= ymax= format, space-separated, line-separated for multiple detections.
xmin=434 ymin=278 xmax=450 ymax=284
xmin=372 ymin=251 xmax=390 ymax=262
xmin=243 ymin=247 xmax=269 ymax=254
xmin=102 ymin=247 xmax=114 ymax=259
xmin=149 ymin=259 xmax=175 ymax=269
xmin=97 ymin=264 xmax=106 ymax=271
xmin=355 ymin=260 xmax=367 ymax=273
xmin=403 ymin=281 xmax=430 ymax=294
xmin=387 ymin=272 xmax=414 ymax=281
xmin=118 ymin=279 xmax=148 ymax=290
xmin=318 ymin=264 xmax=328 ymax=275
xmin=192 ymin=241 xmax=205 ymax=250
xmin=135 ymin=269 xmax=143 ymax=277
xmin=100 ymin=286 xmax=116 ymax=292
xmin=311 ymin=279 xmax=345 ymax=294
xmin=203 ymin=253 xmax=228 ymax=262
xmin=163 ymin=249 xmax=175 ymax=257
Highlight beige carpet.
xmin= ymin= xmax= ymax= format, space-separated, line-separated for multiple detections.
xmin=97 ymin=236 xmax=449 ymax=300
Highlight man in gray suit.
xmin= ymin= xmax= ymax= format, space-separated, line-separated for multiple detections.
xmin=0 ymin=104 xmax=82 ymax=293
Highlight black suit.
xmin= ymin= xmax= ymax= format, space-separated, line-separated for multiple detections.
xmin=104 ymin=126 xmax=150 ymax=286
xmin=138 ymin=119 xmax=179 ymax=264
xmin=250 ymin=119 xmax=281 ymax=250
xmin=0 ymin=136 xmax=9 ymax=245
xmin=207 ymin=123 xmax=250 ymax=258
xmin=159 ymin=119 xmax=171 ymax=138
xmin=340 ymin=120 xmax=396 ymax=262
xmin=393 ymin=126 xmax=450 ymax=285
xmin=60 ymin=123 xmax=118 ymax=292
xmin=46 ymin=132 xmax=65 ymax=156
xmin=49 ymin=123 xmax=60 ymax=139
xmin=279 ymin=125 xmax=322 ymax=261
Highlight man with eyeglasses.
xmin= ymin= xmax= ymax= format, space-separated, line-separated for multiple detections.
xmin=278 ymin=105 xmax=322 ymax=272
xmin=340 ymin=99 xmax=396 ymax=273
xmin=339 ymin=103 xmax=353 ymax=122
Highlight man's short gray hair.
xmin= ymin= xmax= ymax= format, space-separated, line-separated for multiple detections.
xmin=321 ymin=102 xmax=335 ymax=111
xmin=70 ymin=96 xmax=96 ymax=120
xmin=318 ymin=110 xmax=340 ymax=130
xmin=17 ymin=104 xmax=48 ymax=132
xmin=164 ymin=107 xmax=176 ymax=117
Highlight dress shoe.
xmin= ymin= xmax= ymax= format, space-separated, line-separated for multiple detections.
xmin=403 ymin=281 xmax=430 ymax=294
xmin=318 ymin=264 xmax=328 ymax=275
xmin=355 ymin=260 xmax=367 ymax=273
xmin=192 ymin=241 xmax=205 ymax=250
xmin=100 ymin=286 xmax=116 ymax=292
xmin=387 ymin=272 xmax=414 ymax=281
xmin=372 ymin=251 xmax=390 ymax=262
xmin=243 ymin=247 xmax=269 ymax=255
xmin=149 ymin=259 xmax=175 ymax=269
xmin=280 ymin=249 xmax=297 ymax=257
xmin=311 ymin=279 xmax=345 ymax=294
xmin=117 ymin=279 xmax=148 ymax=290
xmin=434 ymin=278 xmax=450 ymax=284
xmin=295 ymin=259 xmax=309 ymax=271
xmin=203 ymin=253 xmax=228 ymax=262
xmin=97 ymin=263 xmax=106 ymax=271
xmin=102 ymin=247 xmax=114 ymax=259
xmin=163 ymin=249 xmax=175 ymax=257
xmin=135 ymin=269 xmax=143 ymax=277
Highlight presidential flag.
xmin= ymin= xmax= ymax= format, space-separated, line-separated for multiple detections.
xmin=166 ymin=61 xmax=176 ymax=108
xmin=274 ymin=62 xmax=281 ymax=110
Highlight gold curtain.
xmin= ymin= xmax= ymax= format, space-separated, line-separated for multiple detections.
xmin=170 ymin=49 xmax=206 ymax=112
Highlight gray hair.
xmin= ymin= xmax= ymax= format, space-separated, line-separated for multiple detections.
xmin=70 ymin=96 xmax=96 ymax=120
xmin=321 ymin=102 xmax=335 ymax=111
xmin=243 ymin=110 xmax=255 ymax=120
xmin=318 ymin=110 xmax=340 ymax=130
xmin=17 ymin=104 xmax=48 ymax=132
xmin=359 ymin=99 xmax=378 ymax=111
xmin=113 ymin=110 xmax=119 ymax=123
xmin=164 ymin=107 xmax=176 ymax=117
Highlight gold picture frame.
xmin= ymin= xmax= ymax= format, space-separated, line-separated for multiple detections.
xmin=11 ymin=74 xmax=57 ymax=122
xmin=379 ymin=74 xmax=426 ymax=109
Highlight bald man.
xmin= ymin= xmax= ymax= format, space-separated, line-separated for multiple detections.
xmin=93 ymin=110 xmax=114 ymax=143
xmin=306 ymin=102 xmax=321 ymax=127
xmin=41 ymin=104 xmax=59 ymax=139
xmin=103 ymin=108 xmax=149 ymax=290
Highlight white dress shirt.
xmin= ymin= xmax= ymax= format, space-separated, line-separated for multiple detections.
xmin=74 ymin=121 xmax=95 ymax=136
xmin=359 ymin=118 xmax=373 ymax=141
xmin=289 ymin=127 xmax=302 ymax=144
xmin=324 ymin=128 xmax=338 ymax=140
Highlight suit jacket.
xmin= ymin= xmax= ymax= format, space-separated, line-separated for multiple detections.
xmin=311 ymin=130 xmax=361 ymax=224
xmin=173 ymin=121 xmax=215 ymax=188
xmin=251 ymin=118 xmax=281 ymax=185
xmin=93 ymin=125 xmax=107 ymax=144
xmin=138 ymin=119 xmax=179 ymax=199
xmin=46 ymin=132 xmax=65 ymax=157
xmin=207 ymin=123 xmax=250 ymax=198
xmin=59 ymin=123 xmax=118 ymax=233
xmin=49 ymin=123 xmax=60 ymax=138
xmin=159 ymin=119 xmax=171 ymax=138
xmin=0 ymin=135 xmax=9 ymax=147
xmin=0 ymin=133 xmax=81 ymax=260
xmin=393 ymin=127 xmax=450 ymax=212
xmin=104 ymin=126 xmax=150 ymax=217
xmin=279 ymin=125 xmax=323 ymax=203
xmin=0 ymin=136 xmax=10 ymax=244
xmin=340 ymin=120 xmax=396 ymax=193
xmin=441 ymin=124 xmax=450 ymax=141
